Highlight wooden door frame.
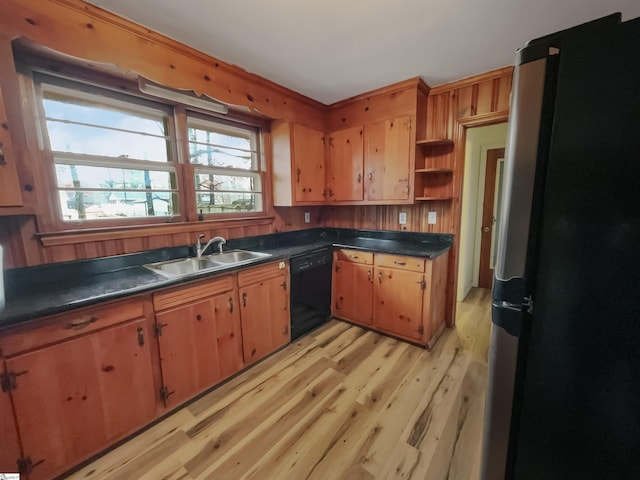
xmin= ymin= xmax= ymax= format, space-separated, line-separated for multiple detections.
xmin=445 ymin=111 xmax=509 ymax=327
xmin=478 ymin=147 xmax=505 ymax=288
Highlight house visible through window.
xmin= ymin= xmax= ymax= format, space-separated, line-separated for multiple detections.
xmin=188 ymin=115 xmax=262 ymax=215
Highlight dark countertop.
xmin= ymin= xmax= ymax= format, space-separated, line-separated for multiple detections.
xmin=0 ymin=228 xmax=452 ymax=327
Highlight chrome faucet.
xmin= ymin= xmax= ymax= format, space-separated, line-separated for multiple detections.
xmin=196 ymin=234 xmax=227 ymax=257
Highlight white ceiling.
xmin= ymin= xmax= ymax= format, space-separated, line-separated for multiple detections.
xmin=86 ymin=0 xmax=640 ymax=105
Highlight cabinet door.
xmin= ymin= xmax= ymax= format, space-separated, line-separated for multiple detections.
xmin=240 ymin=275 xmax=289 ymax=365
xmin=293 ymin=123 xmax=326 ymax=202
xmin=332 ymin=260 xmax=373 ymax=326
xmin=373 ymin=267 xmax=424 ymax=341
xmin=364 ymin=115 xmax=412 ymax=201
xmin=156 ymin=299 xmax=220 ymax=407
xmin=0 ymin=376 xmax=21 ymax=473
xmin=0 ymin=85 xmax=23 ymax=207
xmin=7 ymin=319 xmax=156 ymax=480
xmin=211 ymin=291 xmax=244 ymax=379
xmin=327 ymin=126 xmax=364 ymax=201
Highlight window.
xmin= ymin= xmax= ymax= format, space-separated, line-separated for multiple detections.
xmin=37 ymin=74 xmax=179 ymax=223
xmin=188 ymin=115 xmax=263 ymax=215
xmin=33 ymin=70 xmax=266 ymax=228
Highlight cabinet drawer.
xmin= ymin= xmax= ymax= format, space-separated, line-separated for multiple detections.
xmin=334 ymin=249 xmax=373 ymax=264
xmin=0 ymin=296 xmax=144 ymax=357
xmin=374 ymin=253 xmax=425 ymax=272
xmin=238 ymin=261 xmax=287 ymax=287
xmin=153 ymin=274 xmax=234 ymax=311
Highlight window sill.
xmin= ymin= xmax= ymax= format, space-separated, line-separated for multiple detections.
xmin=36 ymin=216 xmax=276 ymax=247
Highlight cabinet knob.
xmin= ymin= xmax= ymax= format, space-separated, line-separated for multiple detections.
xmin=196 ymin=314 xmax=202 ymax=321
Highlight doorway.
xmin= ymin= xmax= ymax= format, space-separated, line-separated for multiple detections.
xmin=478 ymin=148 xmax=505 ymax=288
xmin=456 ymin=123 xmax=508 ymax=301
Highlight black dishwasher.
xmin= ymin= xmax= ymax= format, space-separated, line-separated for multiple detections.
xmin=289 ymin=247 xmax=332 ymax=340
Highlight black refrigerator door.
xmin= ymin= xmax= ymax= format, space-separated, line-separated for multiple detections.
xmin=510 ymin=18 xmax=640 ymax=480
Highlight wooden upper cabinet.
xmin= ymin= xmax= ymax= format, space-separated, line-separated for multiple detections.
xmin=6 ymin=318 xmax=156 ymax=480
xmin=0 ymin=84 xmax=23 ymax=207
xmin=272 ymin=120 xmax=326 ymax=206
xmin=327 ymin=126 xmax=364 ymax=201
xmin=364 ymin=115 xmax=412 ymax=201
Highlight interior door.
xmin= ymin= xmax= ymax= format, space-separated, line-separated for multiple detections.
xmin=479 ymin=148 xmax=505 ymax=288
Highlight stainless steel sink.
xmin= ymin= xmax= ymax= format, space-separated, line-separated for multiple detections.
xmin=144 ymin=250 xmax=271 ymax=277
xmin=144 ymin=257 xmax=224 ymax=277
xmin=207 ymin=250 xmax=271 ymax=264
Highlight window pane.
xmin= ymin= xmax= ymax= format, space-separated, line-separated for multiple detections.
xmin=195 ymin=172 xmax=261 ymax=193
xmin=196 ymin=192 xmax=262 ymax=214
xmin=55 ymin=164 xmax=176 ymax=190
xmin=59 ymin=190 xmax=179 ymax=221
xmin=46 ymin=120 xmax=170 ymax=161
xmin=188 ymin=127 xmax=251 ymax=150
xmin=189 ymin=144 xmax=254 ymax=169
xmin=43 ymin=95 xmax=166 ymax=136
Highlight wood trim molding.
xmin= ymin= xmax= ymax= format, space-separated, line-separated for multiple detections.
xmin=328 ymin=77 xmax=429 ymax=109
xmin=429 ymin=66 xmax=514 ymax=95
xmin=457 ymin=109 xmax=511 ymax=125
xmin=37 ymin=217 xmax=275 ymax=247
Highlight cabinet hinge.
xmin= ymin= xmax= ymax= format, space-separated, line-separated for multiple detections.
xmin=280 ymin=280 xmax=287 ymax=291
xmin=417 ymin=325 xmax=424 ymax=335
xmin=420 ymin=279 xmax=426 ymax=290
xmin=335 ymin=265 xmax=340 ymax=273
xmin=1 ymin=370 xmax=28 ymax=392
xmin=160 ymin=386 xmax=175 ymax=405
xmin=154 ymin=322 xmax=168 ymax=337
xmin=17 ymin=456 xmax=43 ymax=475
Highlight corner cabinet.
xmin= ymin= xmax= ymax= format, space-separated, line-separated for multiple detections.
xmin=238 ymin=261 xmax=290 ymax=365
xmin=272 ymin=120 xmax=326 ymax=206
xmin=331 ymin=249 xmax=448 ymax=348
xmin=414 ymin=138 xmax=454 ymax=201
xmin=0 ymin=297 xmax=156 ymax=480
xmin=152 ymin=275 xmax=244 ymax=408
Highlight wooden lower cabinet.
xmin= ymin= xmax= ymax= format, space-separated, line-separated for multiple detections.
xmin=331 ymin=248 xmax=449 ymax=348
xmin=373 ymin=267 xmax=424 ymax=340
xmin=5 ymin=318 xmax=156 ymax=480
xmin=153 ymin=275 xmax=243 ymax=408
xmin=332 ymin=260 xmax=373 ymax=326
xmin=0 ymin=372 xmax=21 ymax=474
xmin=238 ymin=262 xmax=290 ymax=365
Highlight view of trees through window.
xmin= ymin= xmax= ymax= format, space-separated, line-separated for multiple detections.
xmin=36 ymin=73 xmax=263 ymax=224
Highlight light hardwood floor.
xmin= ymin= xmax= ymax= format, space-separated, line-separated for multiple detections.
xmin=68 ymin=288 xmax=492 ymax=480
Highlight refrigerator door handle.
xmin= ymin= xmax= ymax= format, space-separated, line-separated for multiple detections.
xmin=494 ymin=56 xmax=548 ymax=282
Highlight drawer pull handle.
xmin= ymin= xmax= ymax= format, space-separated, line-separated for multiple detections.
xmin=228 ymin=296 xmax=234 ymax=313
xmin=393 ymin=261 xmax=407 ymax=266
xmin=350 ymin=255 xmax=359 ymax=259
xmin=65 ymin=316 xmax=98 ymax=329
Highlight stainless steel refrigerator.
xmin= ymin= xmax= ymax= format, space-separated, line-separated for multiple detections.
xmin=481 ymin=13 xmax=640 ymax=480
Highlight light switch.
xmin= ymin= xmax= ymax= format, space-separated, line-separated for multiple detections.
xmin=428 ymin=211 xmax=437 ymax=224
xmin=304 ymin=212 xmax=311 ymax=223
xmin=399 ymin=212 xmax=407 ymax=225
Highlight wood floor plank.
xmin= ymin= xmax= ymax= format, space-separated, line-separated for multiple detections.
xmin=66 ymin=289 xmax=491 ymax=480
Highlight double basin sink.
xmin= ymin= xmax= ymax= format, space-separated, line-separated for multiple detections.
xmin=144 ymin=250 xmax=271 ymax=278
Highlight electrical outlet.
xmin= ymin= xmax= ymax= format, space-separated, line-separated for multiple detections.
xmin=304 ymin=211 xmax=311 ymax=223
xmin=399 ymin=212 xmax=407 ymax=225
xmin=428 ymin=211 xmax=437 ymax=225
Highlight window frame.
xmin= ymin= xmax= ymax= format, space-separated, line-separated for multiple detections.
xmin=186 ymin=111 xmax=265 ymax=220
xmin=23 ymin=61 xmax=271 ymax=231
